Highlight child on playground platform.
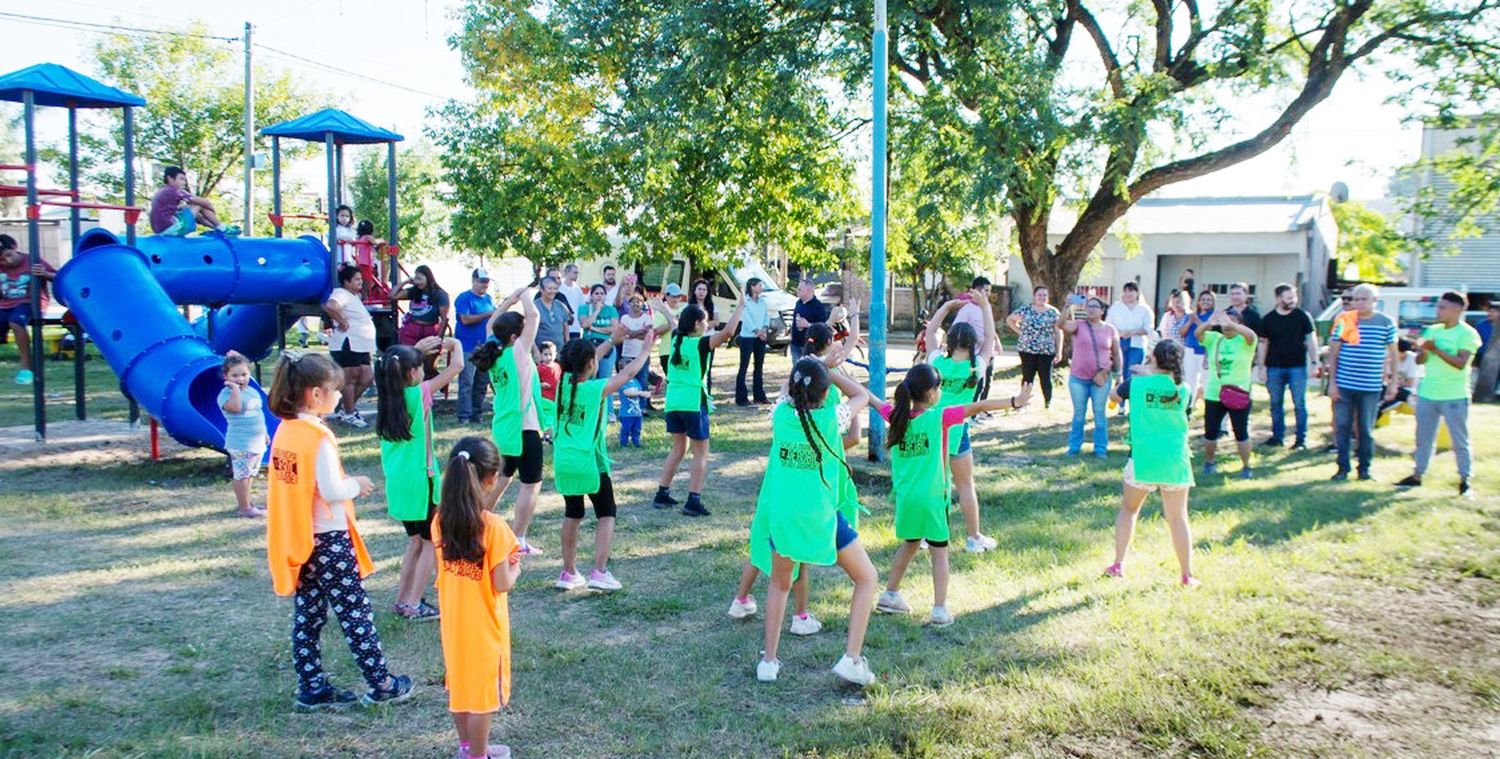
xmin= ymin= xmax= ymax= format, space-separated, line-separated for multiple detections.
xmin=0 ymin=234 xmax=57 ymax=385
xmin=149 ymin=166 xmax=238 ymax=237
xmin=375 ymin=335 xmax=467 ymax=622
xmin=264 ymin=352 xmax=413 ymax=711
xmin=1105 ymin=340 xmax=1198 ymax=586
xmin=871 ymin=365 xmax=1033 ymax=627
xmin=219 ymin=351 xmax=267 ymax=518
xmin=434 ymin=436 xmax=522 ymax=759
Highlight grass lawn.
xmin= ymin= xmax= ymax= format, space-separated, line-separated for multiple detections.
xmin=1 ymin=344 xmax=1496 ymax=757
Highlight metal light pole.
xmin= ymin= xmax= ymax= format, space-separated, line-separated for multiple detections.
xmin=867 ymin=0 xmax=889 ymax=460
xmin=243 ymin=21 xmax=254 ymax=231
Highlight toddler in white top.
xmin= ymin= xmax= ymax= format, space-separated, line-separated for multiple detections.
xmin=219 ymin=351 xmax=269 ymax=518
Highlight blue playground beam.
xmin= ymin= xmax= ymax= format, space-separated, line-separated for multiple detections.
xmin=867 ymin=0 xmax=889 ymax=461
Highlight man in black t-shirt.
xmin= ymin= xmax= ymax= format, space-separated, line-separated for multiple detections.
xmin=1254 ymin=283 xmax=1321 ymax=448
xmin=789 ymin=279 xmax=829 ymax=361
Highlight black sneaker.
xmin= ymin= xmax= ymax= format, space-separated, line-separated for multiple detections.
xmin=653 ymin=489 xmax=679 ymax=509
xmin=1395 ymin=475 xmax=1422 ymax=488
xmin=1322 ymin=443 xmax=1338 ymax=453
xmin=682 ymin=500 xmax=711 ymax=517
xmin=1357 ymin=470 xmax=1373 ymax=482
xmin=1459 ymin=478 xmax=1471 ymax=498
xmin=1259 ymin=437 xmax=1284 ymax=448
xmin=1330 ymin=469 xmax=1349 ymax=482
xmin=294 ymin=684 xmax=357 ymax=712
xmin=1291 ymin=439 xmax=1307 ymax=450
xmin=362 ymin=674 xmax=415 ymax=707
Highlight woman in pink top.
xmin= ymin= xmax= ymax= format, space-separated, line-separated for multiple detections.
xmin=1062 ymin=296 xmax=1121 ymax=457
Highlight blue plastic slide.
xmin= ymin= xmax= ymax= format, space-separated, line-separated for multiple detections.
xmin=54 ymin=230 xmax=333 ymax=451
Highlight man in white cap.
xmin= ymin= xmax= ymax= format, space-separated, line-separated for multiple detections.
xmin=453 ymin=267 xmax=495 ymax=423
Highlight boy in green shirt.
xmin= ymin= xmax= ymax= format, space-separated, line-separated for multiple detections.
xmin=1397 ymin=291 xmax=1480 ymax=496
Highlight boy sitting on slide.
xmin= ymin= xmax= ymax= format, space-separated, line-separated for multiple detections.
xmin=149 ymin=166 xmax=240 ymax=237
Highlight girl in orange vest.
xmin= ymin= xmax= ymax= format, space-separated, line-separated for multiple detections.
xmin=434 ymin=436 xmax=522 ymax=759
xmin=264 ymin=352 xmax=415 ymax=711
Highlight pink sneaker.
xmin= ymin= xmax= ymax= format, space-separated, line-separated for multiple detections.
xmin=554 ymin=570 xmax=585 ymax=590
xmin=1181 ymin=575 xmax=1200 ymax=588
xmin=517 ymin=538 xmax=543 ymax=556
xmin=1103 ymin=562 xmax=1124 ymax=578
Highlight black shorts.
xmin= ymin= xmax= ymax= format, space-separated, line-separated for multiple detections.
xmin=502 ymin=429 xmax=544 ymax=484
xmin=330 ymin=338 xmax=370 ymax=369
xmin=906 ymin=538 xmax=950 ymax=548
xmin=402 ymin=501 xmax=436 ymax=540
xmin=1203 ymin=399 xmax=1250 ymax=442
xmin=563 ymin=473 xmax=617 ymax=520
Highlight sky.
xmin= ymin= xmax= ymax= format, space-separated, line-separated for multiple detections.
xmin=0 ymin=0 xmax=1425 ymax=204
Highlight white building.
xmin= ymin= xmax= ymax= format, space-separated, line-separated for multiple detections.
xmin=1008 ymin=195 xmax=1338 ymax=313
xmin=1407 ymin=122 xmax=1500 ymax=298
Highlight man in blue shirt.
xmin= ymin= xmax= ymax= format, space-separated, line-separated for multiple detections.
xmin=453 ymin=268 xmax=496 ymax=423
xmin=735 ymin=277 xmax=771 ymax=405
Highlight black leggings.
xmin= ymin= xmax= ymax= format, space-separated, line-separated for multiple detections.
xmin=1204 ymin=399 xmax=1250 ymax=442
xmin=564 ymin=473 xmax=617 ymax=519
xmin=292 ymin=531 xmax=391 ymax=693
xmin=1018 ymin=352 xmax=1055 ymax=405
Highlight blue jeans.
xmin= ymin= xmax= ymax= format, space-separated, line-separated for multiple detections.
xmin=595 ymin=344 xmax=615 ymax=416
xmin=1068 ymin=376 xmax=1109 ymax=456
xmin=456 ymin=350 xmax=491 ymax=422
xmin=1265 ymin=366 xmax=1308 ymax=442
xmin=1118 ymin=346 xmax=1144 ymax=409
xmin=1334 ymin=388 xmax=1381 ymax=474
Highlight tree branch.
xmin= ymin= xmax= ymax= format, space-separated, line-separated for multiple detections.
xmin=1150 ymin=0 xmax=1172 ymax=72
xmin=1069 ymin=1 xmax=1124 ymax=98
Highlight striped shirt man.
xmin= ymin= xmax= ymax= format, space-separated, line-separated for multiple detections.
xmin=1332 ymin=312 xmax=1396 ymax=392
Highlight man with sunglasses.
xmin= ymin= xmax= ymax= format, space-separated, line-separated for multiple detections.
xmin=1326 ymin=284 xmax=1398 ymax=481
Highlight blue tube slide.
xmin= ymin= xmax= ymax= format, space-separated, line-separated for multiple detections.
xmin=56 ymin=230 xmax=334 ymax=451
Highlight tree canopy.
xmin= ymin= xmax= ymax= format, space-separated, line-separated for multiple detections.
xmin=348 ymin=140 xmax=448 ymax=257
xmin=437 ymin=0 xmax=1500 ymax=297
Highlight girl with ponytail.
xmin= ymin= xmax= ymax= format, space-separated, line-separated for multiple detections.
xmin=750 ymin=358 xmax=880 ymax=686
xmin=1105 ymin=339 xmax=1198 ymax=586
xmin=375 ymin=335 xmax=467 ymax=621
xmin=870 ymin=364 xmax=1035 ymax=627
xmin=433 ymin=436 xmax=522 ymax=759
xmin=728 ymin=304 xmax=862 ymax=629
xmin=925 ymin=296 xmax=1001 ymax=554
xmin=551 ymin=324 xmax=657 ymax=592
xmin=653 ymin=295 xmax=745 ymax=516
xmin=472 ymin=285 xmax=546 ymax=556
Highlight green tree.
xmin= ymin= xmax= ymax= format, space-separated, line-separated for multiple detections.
xmin=438 ymin=0 xmax=1499 ymax=297
xmin=1330 ymin=199 xmax=1409 ymax=282
xmin=348 ymin=140 xmax=447 ymax=257
xmin=67 ymin=23 xmax=324 ymax=214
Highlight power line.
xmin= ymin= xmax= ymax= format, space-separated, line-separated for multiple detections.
xmin=253 ymin=42 xmax=460 ymax=101
xmin=0 ymin=10 xmax=238 ymax=42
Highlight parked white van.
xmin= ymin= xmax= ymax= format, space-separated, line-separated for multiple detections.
xmin=1314 ymin=287 xmax=1468 ymax=339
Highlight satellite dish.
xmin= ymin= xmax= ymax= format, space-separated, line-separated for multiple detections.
xmin=1330 ymin=181 xmax=1350 ymax=203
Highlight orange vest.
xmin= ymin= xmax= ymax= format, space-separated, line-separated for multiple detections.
xmin=265 ymin=418 xmax=374 ymax=596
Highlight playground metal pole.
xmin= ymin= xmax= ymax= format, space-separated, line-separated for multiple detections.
xmin=386 ymin=141 xmax=398 ymax=291
xmin=23 ymin=90 xmax=44 ymax=442
xmin=124 ymin=106 xmax=139 ymax=429
xmin=271 ymin=137 xmax=282 ymax=239
xmin=68 ymin=105 xmax=84 ymax=420
xmin=325 ymin=133 xmax=337 ymax=294
xmin=335 ymin=142 xmax=344 ymax=209
xmin=243 ymin=21 xmax=254 ymax=232
xmin=867 ymin=0 xmax=889 ymax=460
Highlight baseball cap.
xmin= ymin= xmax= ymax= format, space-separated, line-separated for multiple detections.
xmin=472 ymin=268 xmax=489 ymax=281
xmin=664 ymin=283 xmax=683 ymax=297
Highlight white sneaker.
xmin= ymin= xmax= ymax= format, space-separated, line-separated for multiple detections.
xmin=727 ymin=597 xmax=758 ymax=619
xmin=831 ymin=654 xmax=874 ymax=686
xmin=875 ymin=590 xmax=911 ymax=614
xmin=978 ymin=533 xmax=998 ymax=550
xmin=344 ymin=410 xmax=369 ymax=429
xmin=554 ymin=570 xmax=586 ymax=590
xmin=930 ymin=605 xmax=955 ymax=627
xmin=964 ymin=536 xmax=990 ymax=553
xmin=326 ymin=409 xmax=347 ymax=424
xmin=789 ymin=613 xmax=823 ymax=636
xmin=756 ymin=656 xmax=780 ymax=682
xmin=586 ymin=569 xmax=622 ymax=591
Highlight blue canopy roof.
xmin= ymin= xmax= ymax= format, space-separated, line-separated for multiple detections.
xmin=261 ymin=108 xmax=404 ymax=145
xmin=0 ymin=63 xmax=145 ymax=109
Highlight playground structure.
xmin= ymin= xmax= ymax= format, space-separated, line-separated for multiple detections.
xmin=3 ymin=62 xmax=408 ymax=453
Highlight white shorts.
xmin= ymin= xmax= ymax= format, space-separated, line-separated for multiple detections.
xmin=1123 ymin=459 xmax=1190 ymax=494
xmin=1182 ymin=352 xmax=1206 ymax=398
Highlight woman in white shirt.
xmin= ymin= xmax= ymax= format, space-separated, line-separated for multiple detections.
xmin=322 ymin=264 xmax=378 ymax=428
xmin=735 ymin=277 xmax=771 ymax=406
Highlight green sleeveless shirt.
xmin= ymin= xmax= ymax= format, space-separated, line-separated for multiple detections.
xmin=552 ymin=375 xmax=612 ymax=496
xmin=931 ymin=354 xmax=980 ymax=452
xmin=489 ymin=345 xmax=543 ymax=456
xmin=890 ymin=405 xmax=952 ymax=542
xmin=664 ymin=335 xmax=714 ymax=414
xmin=749 ymin=400 xmax=845 ymax=572
xmin=1127 ymin=373 xmax=1194 ymax=486
xmin=380 ymin=384 xmax=441 ymax=522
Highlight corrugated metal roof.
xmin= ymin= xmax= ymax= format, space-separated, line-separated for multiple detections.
xmin=1048 ymin=195 xmax=1326 ymax=236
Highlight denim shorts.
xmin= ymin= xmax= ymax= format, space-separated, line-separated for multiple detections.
xmin=664 ymin=404 xmax=710 ymax=440
xmin=772 ymin=511 xmax=858 ymax=554
xmin=0 ymin=303 xmax=34 ymax=327
xmin=955 ymin=426 xmax=971 ymax=456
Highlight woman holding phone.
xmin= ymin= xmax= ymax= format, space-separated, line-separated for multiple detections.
xmin=1062 ymin=296 xmax=1121 ymax=458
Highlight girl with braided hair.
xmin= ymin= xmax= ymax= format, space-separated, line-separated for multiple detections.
xmin=750 ymin=358 xmax=879 ymax=685
xmin=1105 ymin=339 xmax=1199 ymax=586
xmin=870 ymin=366 xmax=1034 ymax=627
xmin=551 ymin=325 xmax=657 ymax=592
xmin=470 ymin=286 xmax=544 ymax=555
xmin=925 ymin=296 xmax=1000 ymax=554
